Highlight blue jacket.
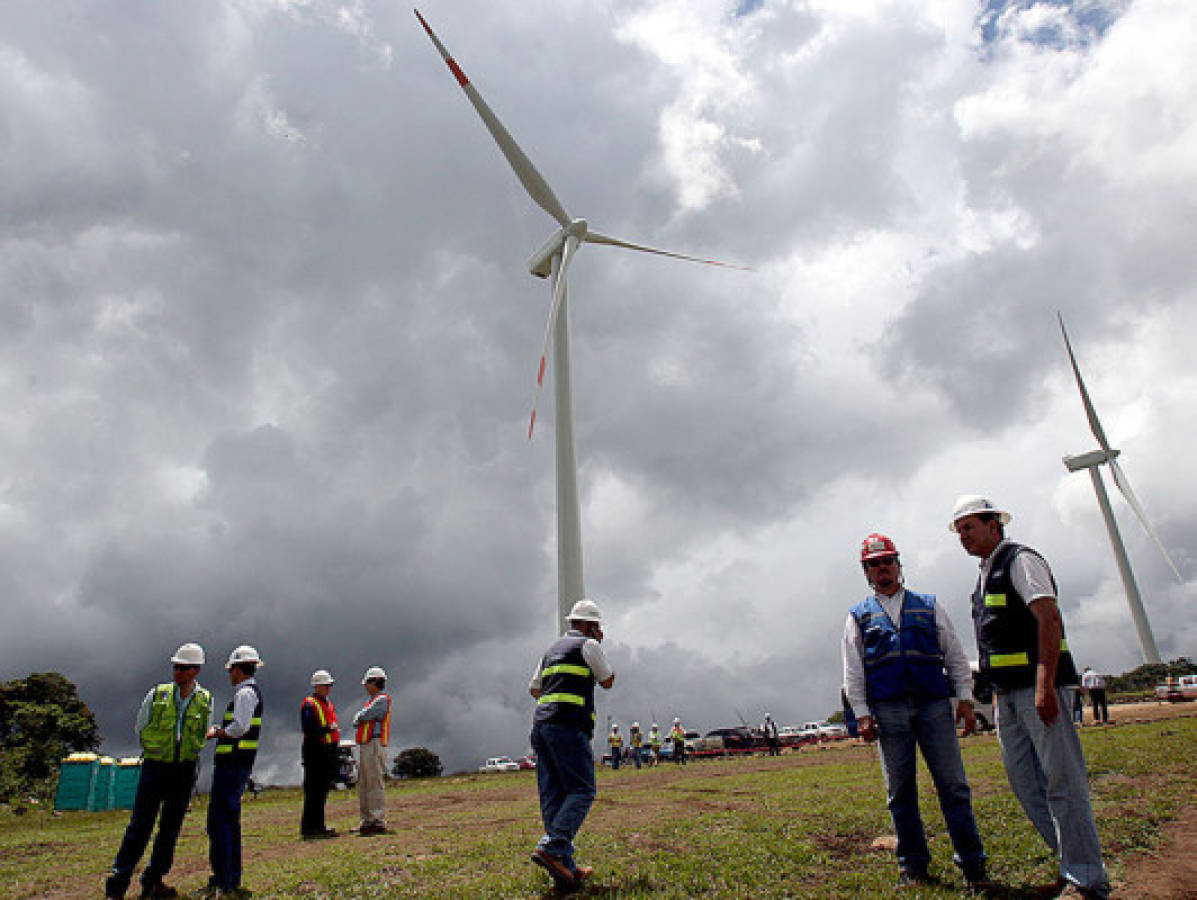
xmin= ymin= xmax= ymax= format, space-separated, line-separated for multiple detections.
xmin=850 ymin=591 xmax=951 ymax=703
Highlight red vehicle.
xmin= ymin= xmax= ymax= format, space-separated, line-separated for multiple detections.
xmin=517 ymin=755 xmax=537 ymax=770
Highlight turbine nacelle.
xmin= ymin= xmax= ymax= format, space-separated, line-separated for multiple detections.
xmin=1062 ymin=448 xmax=1120 ymax=472
xmin=528 ymin=219 xmax=589 ymax=278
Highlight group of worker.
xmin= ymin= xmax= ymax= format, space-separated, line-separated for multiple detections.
xmin=104 ymin=492 xmax=1110 ymax=899
xmin=530 ymin=493 xmax=1112 ymax=898
xmin=605 ymin=717 xmax=688 ymax=768
xmin=103 ymin=646 xmax=393 ymax=899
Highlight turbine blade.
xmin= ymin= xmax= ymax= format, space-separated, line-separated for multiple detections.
xmin=1058 ymin=313 xmax=1111 ymax=453
xmin=586 ymin=230 xmax=752 ymax=271
xmin=529 ymin=235 xmax=580 ymax=439
xmin=414 ymin=10 xmax=571 ymax=228
xmin=1108 ymin=457 xmax=1184 ymax=582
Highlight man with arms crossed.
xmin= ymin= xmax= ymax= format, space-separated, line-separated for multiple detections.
xmin=951 ymin=495 xmax=1109 ymax=900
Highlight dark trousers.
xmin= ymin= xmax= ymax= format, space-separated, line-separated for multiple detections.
xmin=1089 ymin=688 xmax=1108 ymax=723
xmin=207 ymin=763 xmax=252 ymax=891
xmin=766 ymin=736 xmax=780 ymax=756
xmin=300 ymin=749 xmax=335 ymax=834
xmin=672 ymin=739 xmax=685 ymax=764
xmin=107 ymin=759 xmax=197 ymax=896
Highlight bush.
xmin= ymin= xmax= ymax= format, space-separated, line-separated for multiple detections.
xmin=0 ymin=672 xmax=101 ymax=803
xmin=391 ymin=747 xmax=443 ymax=779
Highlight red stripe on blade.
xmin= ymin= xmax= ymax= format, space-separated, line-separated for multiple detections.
xmin=447 ymin=59 xmax=469 ymax=87
xmin=537 ymin=357 xmax=546 ymax=386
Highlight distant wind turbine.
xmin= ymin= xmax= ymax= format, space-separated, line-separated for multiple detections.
xmin=415 ymin=11 xmax=747 ymax=633
xmin=1058 ymin=313 xmax=1182 ymax=664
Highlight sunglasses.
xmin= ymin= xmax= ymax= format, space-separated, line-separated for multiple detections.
xmin=864 ymin=556 xmax=898 ymax=569
xmin=173 ymin=664 xmax=198 ymax=672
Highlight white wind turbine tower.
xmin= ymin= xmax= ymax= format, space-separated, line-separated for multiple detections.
xmin=415 ymin=11 xmax=746 ymax=633
xmin=1058 ymin=313 xmax=1182 ymax=664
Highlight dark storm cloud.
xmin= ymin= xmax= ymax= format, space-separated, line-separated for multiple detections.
xmin=1 ymin=0 xmax=1193 ymax=780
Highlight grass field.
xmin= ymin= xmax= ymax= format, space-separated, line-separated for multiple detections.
xmin=2 ymin=711 xmax=1194 ymax=899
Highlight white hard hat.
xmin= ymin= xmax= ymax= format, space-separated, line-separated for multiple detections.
xmin=611 ymin=723 xmax=619 ymax=730
xmin=311 ymin=669 xmax=335 ymax=686
xmin=566 ymin=598 xmax=603 ymax=624
xmin=652 ymin=722 xmax=658 ymax=728
xmin=170 ymin=643 xmax=205 ymax=666
xmin=673 ymin=717 xmax=680 ymax=724
xmin=362 ymin=666 xmax=387 ymax=683
xmin=949 ymin=494 xmax=1012 ymax=532
xmin=765 ymin=713 xmax=772 ymax=720
xmin=225 ymin=645 xmax=263 ymax=669
xmin=632 ymin=722 xmax=639 ymax=728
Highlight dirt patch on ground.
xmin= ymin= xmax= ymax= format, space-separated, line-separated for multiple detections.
xmin=1118 ymin=801 xmax=1197 ymax=899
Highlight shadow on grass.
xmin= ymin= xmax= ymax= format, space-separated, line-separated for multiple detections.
xmin=537 ymin=874 xmax=658 ymax=898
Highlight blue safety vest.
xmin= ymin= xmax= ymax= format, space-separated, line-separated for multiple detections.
xmin=851 ymin=591 xmax=951 ymax=703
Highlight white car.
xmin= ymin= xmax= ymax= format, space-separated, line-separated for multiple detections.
xmin=818 ymin=722 xmax=849 ymax=740
xmin=478 ymin=756 xmax=520 ymax=773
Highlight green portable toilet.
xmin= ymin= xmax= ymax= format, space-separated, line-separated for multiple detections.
xmin=113 ymin=758 xmax=142 ymax=809
xmin=54 ymin=753 xmax=99 ymax=811
xmin=87 ymin=757 xmax=116 ymax=811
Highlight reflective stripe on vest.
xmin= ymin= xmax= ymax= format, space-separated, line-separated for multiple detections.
xmin=303 ymin=695 xmax=339 ymax=745
xmin=989 ymin=639 xmax=1069 ymax=668
xmin=356 ymin=692 xmax=391 ymax=746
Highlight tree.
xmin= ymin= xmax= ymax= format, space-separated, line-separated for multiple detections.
xmin=1106 ymin=658 xmax=1195 ymax=694
xmin=0 ymin=672 xmax=101 ymax=802
xmin=391 ymin=747 xmax=442 ymax=779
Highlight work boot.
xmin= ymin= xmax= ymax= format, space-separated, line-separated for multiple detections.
xmin=1033 ymin=877 xmax=1068 ymax=899
xmin=139 ymin=881 xmax=178 ymax=898
xmin=572 ymin=864 xmax=594 ymax=880
xmin=531 ymin=848 xmax=575 ymax=887
xmin=896 ymin=869 xmax=934 ymax=889
xmin=962 ymin=862 xmax=999 ymax=896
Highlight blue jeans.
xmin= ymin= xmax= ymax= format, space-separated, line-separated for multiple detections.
xmin=106 ymin=759 xmax=197 ymax=896
xmin=872 ymin=697 xmax=986 ymax=875
xmin=207 ymin=763 xmax=252 ymax=891
xmin=530 ymin=722 xmax=596 ymax=868
xmin=996 ymin=686 xmax=1109 ymax=898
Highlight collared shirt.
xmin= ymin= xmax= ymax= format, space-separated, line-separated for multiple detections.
xmin=528 ymin=629 xmax=614 ymax=692
xmin=979 ymin=538 xmax=1056 ymax=602
xmin=842 ymin=587 xmax=974 ymax=717
xmin=1081 ymin=670 xmax=1105 ymax=690
xmin=223 ymin=678 xmax=259 ymax=739
xmin=135 ymin=682 xmax=212 ymax=743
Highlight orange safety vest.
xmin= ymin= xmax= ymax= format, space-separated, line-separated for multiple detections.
xmin=355 ymin=692 xmax=391 ymax=746
xmin=303 ymin=694 xmax=339 ymax=745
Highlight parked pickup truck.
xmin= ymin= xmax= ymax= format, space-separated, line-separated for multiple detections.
xmin=1155 ymin=675 xmax=1197 ymax=702
xmin=478 ymin=756 xmax=520 ymax=773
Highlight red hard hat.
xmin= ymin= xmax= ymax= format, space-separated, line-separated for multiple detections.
xmin=860 ymin=533 xmax=899 ymax=562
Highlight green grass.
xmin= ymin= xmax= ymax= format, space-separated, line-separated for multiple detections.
xmin=2 ymin=716 xmax=1193 ymax=898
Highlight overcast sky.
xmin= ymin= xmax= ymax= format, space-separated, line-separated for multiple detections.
xmin=2 ymin=0 xmax=1194 ymax=780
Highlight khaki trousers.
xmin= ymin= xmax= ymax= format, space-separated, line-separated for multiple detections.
xmin=357 ymin=739 xmax=387 ymax=827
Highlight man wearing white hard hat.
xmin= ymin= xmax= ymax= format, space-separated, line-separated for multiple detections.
xmin=527 ymin=598 xmax=615 ymax=888
xmin=204 ymin=644 xmax=264 ymax=898
xmin=352 ymin=666 xmax=391 ymax=835
xmin=951 ymin=495 xmax=1109 ymax=900
xmin=843 ymin=533 xmax=992 ymax=891
xmin=105 ymin=643 xmax=212 ymax=899
xmin=299 ymin=670 xmax=340 ymax=839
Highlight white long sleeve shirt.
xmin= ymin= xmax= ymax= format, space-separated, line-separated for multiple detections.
xmin=222 ymin=679 xmax=259 ymax=740
xmin=842 ymin=588 xmax=974 ymax=718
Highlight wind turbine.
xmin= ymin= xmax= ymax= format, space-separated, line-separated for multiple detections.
xmin=414 ymin=11 xmax=746 ymax=633
xmin=1058 ymin=313 xmax=1182 ymax=664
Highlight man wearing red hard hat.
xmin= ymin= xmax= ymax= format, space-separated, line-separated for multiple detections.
xmin=842 ymin=533 xmax=993 ymax=892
